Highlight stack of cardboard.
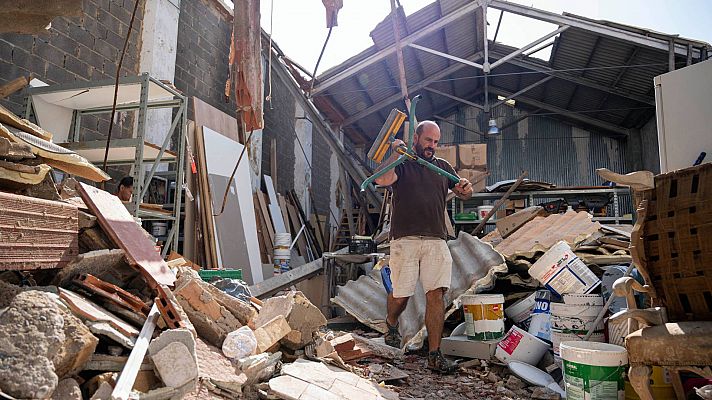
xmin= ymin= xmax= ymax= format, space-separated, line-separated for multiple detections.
xmin=496 ymin=198 xmax=527 ymax=219
xmin=437 ymin=143 xmax=488 ymax=192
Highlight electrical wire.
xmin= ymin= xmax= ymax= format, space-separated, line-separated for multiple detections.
xmin=101 ymin=0 xmax=141 ymax=183
xmin=265 ymin=0 xmax=274 ymax=107
xmin=309 ymin=26 xmax=334 ymax=95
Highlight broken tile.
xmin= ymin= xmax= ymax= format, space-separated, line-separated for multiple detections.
xmin=151 ymin=341 xmax=198 ymax=388
xmin=269 ymin=375 xmax=310 ymax=400
xmin=254 ymin=315 xmax=292 ymax=353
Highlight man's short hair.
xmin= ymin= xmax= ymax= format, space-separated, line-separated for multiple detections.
xmin=415 ymin=120 xmax=438 ymax=136
xmin=119 ymin=176 xmax=133 ymax=188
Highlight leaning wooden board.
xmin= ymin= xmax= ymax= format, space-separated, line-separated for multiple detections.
xmin=77 ymin=183 xmax=175 ymax=287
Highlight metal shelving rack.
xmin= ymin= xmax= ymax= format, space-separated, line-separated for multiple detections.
xmin=25 ymin=73 xmax=187 ymax=255
xmin=452 ymin=187 xmax=633 ymax=226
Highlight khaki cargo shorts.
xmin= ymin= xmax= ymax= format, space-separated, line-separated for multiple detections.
xmin=389 ymin=236 xmax=452 ymax=298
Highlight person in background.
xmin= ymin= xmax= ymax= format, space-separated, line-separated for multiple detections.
xmin=115 ymin=176 xmax=134 ymax=202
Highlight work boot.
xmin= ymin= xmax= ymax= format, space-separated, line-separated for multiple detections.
xmin=427 ymin=349 xmax=457 ymax=374
xmin=384 ymin=321 xmax=402 ymax=348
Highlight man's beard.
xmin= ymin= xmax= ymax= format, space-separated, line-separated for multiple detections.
xmin=415 ymin=143 xmax=435 ymax=160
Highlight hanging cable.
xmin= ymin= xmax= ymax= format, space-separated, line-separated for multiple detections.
xmin=265 ymin=0 xmax=274 ymax=108
xmin=213 ymin=128 xmax=256 ymax=216
xmin=308 ymin=26 xmax=334 ymax=95
xmin=101 ymin=0 xmax=141 ymax=185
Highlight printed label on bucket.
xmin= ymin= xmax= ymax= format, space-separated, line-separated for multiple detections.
xmin=498 ymin=328 xmax=523 ymax=355
xmin=564 ymin=360 xmax=626 ymax=400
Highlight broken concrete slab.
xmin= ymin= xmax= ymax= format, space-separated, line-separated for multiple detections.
xmin=0 ymin=291 xmax=65 ymax=399
xmin=176 ymin=267 xmax=256 ymax=325
xmin=151 ymin=341 xmax=199 ymax=388
xmin=237 ymin=351 xmax=282 ymax=385
xmin=255 ymin=291 xmax=327 ymax=350
xmin=269 ymin=359 xmax=397 ymax=400
xmin=51 ymin=378 xmax=82 ymax=400
xmin=173 ymin=277 xmax=242 ymax=347
xmin=52 ymin=249 xmax=132 ymax=288
xmin=149 ymin=328 xmax=196 ymax=357
xmin=87 ymin=321 xmax=135 ymax=349
xmin=254 ymin=315 xmax=292 ymax=353
xmin=194 ymin=338 xmax=248 ymax=396
xmin=59 ymin=288 xmax=139 ymax=338
xmin=53 ymin=305 xmax=99 ymax=378
xmin=90 ymin=381 xmax=114 ymax=400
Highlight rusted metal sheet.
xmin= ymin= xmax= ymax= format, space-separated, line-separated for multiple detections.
xmin=77 ymin=183 xmax=175 ymax=287
xmin=0 ymin=191 xmax=78 ymax=270
xmin=494 ymin=210 xmax=601 ymax=260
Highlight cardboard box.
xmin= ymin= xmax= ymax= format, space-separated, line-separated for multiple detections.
xmin=437 ymin=145 xmax=458 ymax=168
xmin=513 ymin=199 xmax=526 ymax=208
xmin=440 ymin=335 xmax=498 ymax=359
xmin=458 ymin=144 xmax=487 ymax=169
xmin=495 ymin=210 xmax=508 ymax=219
xmin=456 ymin=169 xmax=489 ymax=193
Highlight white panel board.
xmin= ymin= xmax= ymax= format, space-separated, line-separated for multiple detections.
xmin=202 ymin=126 xmax=263 ymax=284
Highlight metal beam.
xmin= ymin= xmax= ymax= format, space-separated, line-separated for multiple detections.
xmin=493 ymin=76 xmax=553 ymax=108
xmin=490 ymin=25 xmax=570 ymax=69
xmin=488 ymin=49 xmax=656 ymax=105
xmin=311 ymin=0 xmax=483 ymax=95
xmin=409 ymin=44 xmax=484 ymax=70
xmin=341 ymin=51 xmax=484 ymax=126
xmin=488 ymin=86 xmax=630 ymax=136
xmin=425 ymin=87 xmax=484 ymax=110
xmin=488 ymin=0 xmax=701 ymax=58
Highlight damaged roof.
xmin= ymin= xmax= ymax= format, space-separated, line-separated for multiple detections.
xmin=309 ymin=0 xmax=712 ymax=144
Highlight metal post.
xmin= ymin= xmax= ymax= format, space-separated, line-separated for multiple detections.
xmin=668 ymin=39 xmax=676 ymax=71
xmin=482 ymin=2 xmax=490 ymax=130
xmin=132 ymin=73 xmax=150 ymax=217
xmin=613 ymin=190 xmax=620 ymax=224
xmin=173 ymin=97 xmax=187 ymax=253
xmin=140 ymin=103 xmax=183 ymax=200
xmin=71 ymin=111 xmax=82 ymax=142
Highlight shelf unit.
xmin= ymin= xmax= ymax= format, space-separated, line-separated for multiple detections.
xmin=25 ymin=73 xmax=187 ymax=255
xmin=452 ymin=187 xmax=633 ymax=226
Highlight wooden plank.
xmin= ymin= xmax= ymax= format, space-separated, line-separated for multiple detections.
xmin=0 ymin=75 xmax=31 ymax=99
xmin=257 ymin=192 xmax=275 ymax=246
xmin=183 ymin=120 xmax=197 ymax=265
xmin=253 ymin=194 xmax=271 ymax=264
xmin=0 ymin=191 xmax=78 ymax=270
xmin=472 ymin=171 xmax=528 ymax=235
xmin=0 ymin=103 xmax=52 ymax=141
xmin=77 ymin=183 xmax=175 ymax=287
xmin=270 ymin=138 xmax=277 ymax=187
xmin=59 ymin=288 xmax=139 ymax=337
xmin=250 ymin=258 xmax=323 ymax=298
xmin=278 ymin=194 xmax=291 ymax=235
xmin=193 ymin=122 xmax=218 ymax=269
xmin=192 ymin=97 xmax=240 ymax=142
xmin=111 ymin=303 xmax=160 ymax=400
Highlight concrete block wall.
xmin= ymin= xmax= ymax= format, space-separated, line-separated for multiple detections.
xmin=174 ymin=0 xmax=235 ymax=120
xmin=261 ymin=72 xmax=296 ymax=195
xmin=0 ymin=0 xmax=144 ymax=144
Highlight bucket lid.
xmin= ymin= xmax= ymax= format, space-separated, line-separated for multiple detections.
xmin=508 ymin=361 xmax=567 ymax=398
xmin=559 ymin=341 xmax=628 ymax=366
xmin=462 ymin=294 xmax=505 ymax=304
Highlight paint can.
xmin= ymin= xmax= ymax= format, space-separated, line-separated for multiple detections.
xmin=529 ymin=241 xmax=601 ymax=296
xmin=273 ymin=232 xmax=291 ymax=275
xmin=505 ymin=292 xmax=537 ymax=329
xmin=560 ymin=341 xmax=628 ymax=400
xmin=528 ymin=290 xmax=552 ymax=341
xmin=462 ymin=294 xmax=505 ymax=340
xmin=151 ymin=222 xmax=168 ymax=237
xmin=551 ymin=330 xmax=605 ymax=358
xmin=477 ymin=205 xmax=495 ymax=220
xmin=550 ymin=301 xmax=605 ymax=333
xmin=495 ymin=325 xmax=550 ymax=365
xmin=563 ymin=293 xmax=605 ymax=306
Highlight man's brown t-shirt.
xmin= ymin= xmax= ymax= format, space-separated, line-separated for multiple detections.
xmin=390 ymin=158 xmax=458 ymax=240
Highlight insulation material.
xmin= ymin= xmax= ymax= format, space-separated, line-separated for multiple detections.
xmin=494 ymin=210 xmax=601 ymax=261
xmin=0 ymin=191 xmax=78 ymax=270
xmin=332 ymin=232 xmax=507 ymax=348
xmin=233 ymin=0 xmax=263 ymax=131
xmin=0 ymin=160 xmax=51 ymax=186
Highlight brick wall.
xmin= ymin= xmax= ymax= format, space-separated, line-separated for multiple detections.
xmin=0 ymin=0 xmax=144 ymax=143
xmin=311 ymin=126 xmax=334 ymax=218
xmin=174 ymin=0 xmax=236 ymax=120
xmin=261 ymin=70 xmax=296 ymax=194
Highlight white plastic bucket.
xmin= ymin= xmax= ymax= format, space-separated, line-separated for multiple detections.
xmin=273 ymin=232 xmax=291 ymax=275
xmin=561 ymin=341 xmax=628 ymax=400
xmin=495 ymin=325 xmax=550 ymax=365
xmin=529 ymin=241 xmax=601 ymax=296
xmin=550 ymin=302 xmax=604 ymax=333
xmin=551 ymin=330 xmax=605 ymax=357
xmin=463 ymin=294 xmax=505 ymax=340
xmin=151 ymin=222 xmax=168 ymax=237
xmin=477 ymin=205 xmax=494 ymax=220
xmin=505 ymin=292 xmax=537 ymax=328
xmin=528 ymin=291 xmax=552 ymax=341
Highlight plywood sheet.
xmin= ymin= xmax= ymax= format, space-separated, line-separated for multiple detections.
xmin=77 ymin=183 xmax=175 ymax=286
xmin=0 ymin=191 xmax=78 ymax=270
xmin=494 ymin=210 xmax=601 ymax=260
xmin=202 ymin=126 xmax=263 ymax=284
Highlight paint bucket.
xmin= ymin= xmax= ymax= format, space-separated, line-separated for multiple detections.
xmin=529 ymin=241 xmax=601 ymax=296
xmin=151 ymin=222 xmax=168 ymax=237
xmin=560 ymin=341 xmax=628 ymax=400
xmin=563 ymin=293 xmax=605 ymax=306
xmin=528 ymin=290 xmax=552 ymax=341
xmin=477 ymin=205 xmax=495 ymax=220
xmin=624 ymin=366 xmax=675 ymax=400
xmin=551 ymin=330 xmax=605 ymax=358
xmin=550 ymin=302 xmax=605 ymax=333
xmin=462 ymin=294 xmax=505 ymax=340
xmin=495 ymin=325 xmax=550 ymax=365
xmin=505 ymin=292 xmax=537 ymax=329
xmin=273 ymin=232 xmax=291 ymax=275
